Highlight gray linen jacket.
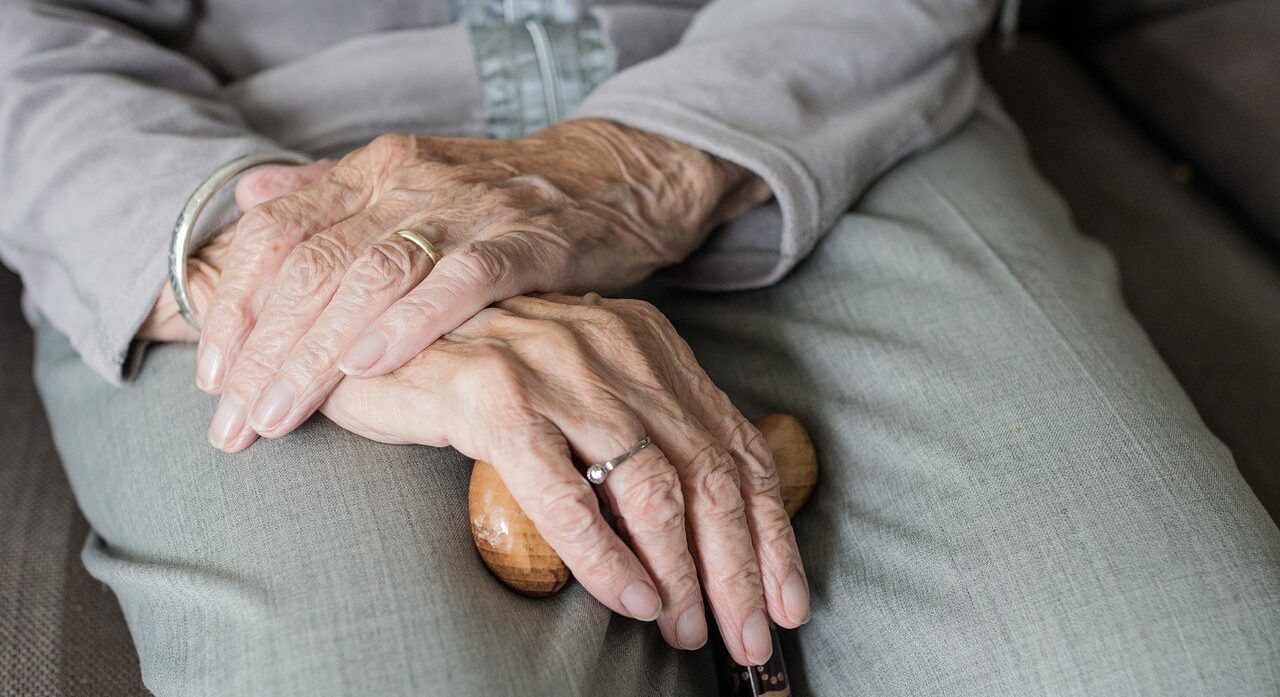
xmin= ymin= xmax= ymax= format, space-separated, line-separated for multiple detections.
xmin=0 ymin=0 xmax=995 ymax=383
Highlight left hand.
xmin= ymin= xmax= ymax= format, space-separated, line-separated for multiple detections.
xmin=319 ymin=293 xmax=810 ymax=666
xmin=138 ymin=159 xmax=337 ymax=343
xmin=193 ymin=119 xmax=769 ymax=452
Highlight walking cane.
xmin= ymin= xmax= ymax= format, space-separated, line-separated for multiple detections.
xmin=469 ymin=413 xmax=818 ymax=696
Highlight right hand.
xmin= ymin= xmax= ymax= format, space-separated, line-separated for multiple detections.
xmin=318 ymin=294 xmax=810 ymax=666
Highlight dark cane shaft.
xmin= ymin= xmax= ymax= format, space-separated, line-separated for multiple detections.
xmin=713 ymin=621 xmax=791 ymax=697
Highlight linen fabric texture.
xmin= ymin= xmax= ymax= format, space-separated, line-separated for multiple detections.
xmin=33 ymin=113 xmax=1280 ymax=696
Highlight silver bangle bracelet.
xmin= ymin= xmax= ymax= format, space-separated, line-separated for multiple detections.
xmin=168 ymin=151 xmax=313 ymax=331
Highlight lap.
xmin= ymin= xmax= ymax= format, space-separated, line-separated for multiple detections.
xmin=36 ymin=326 xmax=705 ymax=695
xmin=35 ymin=112 xmax=1280 ymax=696
xmin=642 ymin=112 xmax=1280 ymax=694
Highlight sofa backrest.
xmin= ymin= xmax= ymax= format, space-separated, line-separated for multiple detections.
xmin=1019 ymin=0 xmax=1228 ymax=34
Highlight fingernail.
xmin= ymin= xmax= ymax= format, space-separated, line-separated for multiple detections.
xmin=782 ymin=569 xmax=811 ymax=626
xmin=620 ymin=581 xmax=661 ymax=622
xmin=197 ymin=344 xmax=223 ymax=391
xmin=209 ymin=394 xmax=247 ymax=449
xmin=250 ymin=380 xmax=295 ymax=432
xmin=742 ymin=609 xmax=773 ymax=665
xmin=339 ymin=332 xmax=387 ymax=375
xmin=676 ymin=606 xmax=708 ymax=650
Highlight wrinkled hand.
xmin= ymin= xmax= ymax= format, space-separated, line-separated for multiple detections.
xmin=191 ymin=119 xmax=769 ymax=452
xmin=139 ymin=165 xmax=806 ymax=664
xmin=139 ymin=159 xmax=336 ymax=342
xmin=321 ymin=294 xmax=809 ymax=666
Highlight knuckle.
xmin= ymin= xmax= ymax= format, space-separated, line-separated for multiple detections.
xmin=665 ymin=565 xmax=702 ymax=599
xmin=204 ymin=295 xmax=256 ymax=343
xmin=758 ymin=514 xmax=798 ymax=554
xmin=692 ymin=446 xmax=746 ymax=524
xmin=205 ymin=292 xmax=246 ymax=329
xmin=287 ymin=339 xmax=339 ymax=378
xmin=367 ymin=133 xmax=416 ymax=160
xmin=596 ymin=306 xmax=632 ymax=333
xmin=615 ymin=299 xmax=679 ymax=343
xmin=626 ymin=467 xmax=685 ymax=527
xmin=744 ymin=460 xmax=782 ymax=500
xmin=279 ymin=238 xmax=346 ymax=296
xmin=506 ymin=175 xmax=573 ymax=207
xmin=346 ymin=243 xmax=414 ymax=295
xmin=227 ymin=344 xmax=277 ymax=383
xmin=390 ymin=291 xmax=445 ymax=331
xmin=612 ymin=298 xmax=665 ymax=325
xmin=522 ymin=319 xmax=580 ymax=362
xmin=734 ymin=422 xmax=782 ymax=499
xmin=463 ymin=348 xmax=528 ymax=405
xmin=574 ymin=305 xmax=633 ymax=342
xmin=727 ymin=417 xmax=763 ymax=453
xmin=251 ymin=167 xmax=300 ymax=195
xmin=235 ymin=170 xmax=273 ymax=203
xmin=324 ymin=162 xmax=371 ymax=193
xmin=236 ymin=206 xmax=288 ymax=246
xmin=481 ymin=182 xmax=561 ymax=217
xmin=540 ymin=480 xmax=602 ymax=545
xmin=580 ymin=536 xmax=630 ymax=583
xmin=449 ymin=242 xmax=508 ymax=289
xmin=717 ymin=559 xmax=764 ymax=598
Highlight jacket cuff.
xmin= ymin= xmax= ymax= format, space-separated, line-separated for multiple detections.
xmin=37 ymin=135 xmax=281 ymax=386
xmin=573 ymin=4 xmax=822 ymax=290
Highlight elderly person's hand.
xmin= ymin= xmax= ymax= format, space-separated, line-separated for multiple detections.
xmin=149 ymin=264 xmax=810 ymax=663
xmin=140 ymin=179 xmax=808 ymax=666
xmin=191 ymin=119 xmax=770 ymax=451
xmin=138 ymin=160 xmax=336 ymax=343
xmin=329 ymin=294 xmax=808 ymax=666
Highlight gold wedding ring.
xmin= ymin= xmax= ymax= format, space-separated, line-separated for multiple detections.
xmin=392 ymin=229 xmax=444 ymax=266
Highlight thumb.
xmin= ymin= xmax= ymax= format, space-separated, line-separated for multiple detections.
xmin=235 ymin=159 xmax=337 ymax=211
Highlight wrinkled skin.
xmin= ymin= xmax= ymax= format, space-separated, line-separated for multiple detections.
xmin=328 ymin=293 xmax=809 ymax=666
xmin=170 ymin=119 xmax=769 ymax=455
xmin=139 ymin=125 xmax=806 ymax=665
xmin=148 ymin=254 xmax=808 ymax=666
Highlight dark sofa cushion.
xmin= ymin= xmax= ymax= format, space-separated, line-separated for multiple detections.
xmin=1020 ymin=0 xmax=1227 ymax=33
xmin=982 ymin=36 xmax=1280 ymax=520
xmin=0 ymin=268 xmax=146 ymax=696
xmin=1089 ymin=0 xmax=1280 ymax=243
xmin=1085 ymin=0 xmax=1225 ymax=28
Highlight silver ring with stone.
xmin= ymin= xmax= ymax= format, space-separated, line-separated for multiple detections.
xmin=586 ymin=436 xmax=652 ymax=485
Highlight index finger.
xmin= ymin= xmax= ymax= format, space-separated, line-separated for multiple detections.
xmin=488 ymin=433 xmax=664 ymax=623
xmin=195 ymin=169 xmax=369 ymax=393
xmin=336 ymin=236 xmax=538 ymax=378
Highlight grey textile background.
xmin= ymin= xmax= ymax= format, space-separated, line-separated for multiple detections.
xmin=30 ymin=113 xmax=1280 ymax=696
xmin=1018 ymin=0 xmax=1226 ymax=31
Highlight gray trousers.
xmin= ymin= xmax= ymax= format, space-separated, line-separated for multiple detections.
xmin=34 ymin=113 xmax=1280 ymax=696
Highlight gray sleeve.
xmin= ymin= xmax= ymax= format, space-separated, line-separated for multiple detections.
xmin=575 ymin=0 xmax=997 ymax=290
xmin=0 ymin=2 xmax=279 ymax=384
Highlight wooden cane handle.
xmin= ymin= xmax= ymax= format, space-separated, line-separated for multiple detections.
xmin=468 ymin=413 xmax=818 ymax=596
